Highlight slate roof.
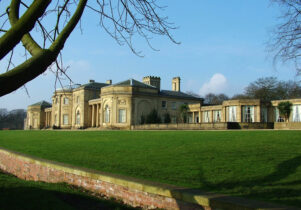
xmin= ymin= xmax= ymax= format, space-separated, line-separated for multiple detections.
xmin=110 ymin=79 xmax=157 ymax=89
xmin=29 ymin=100 xmax=52 ymax=108
xmin=159 ymin=90 xmax=202 ymax=100
xmin=56 ymin=84 xmax=81 ymax=92
xmin=75 ymin=82 xmax=109 ymax=90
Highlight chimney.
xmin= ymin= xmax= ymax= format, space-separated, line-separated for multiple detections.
xmin=142 ymin=76 xmax=161 ymax=90
xmin=89 ymin=79 xmax=95 ymax=83
xmin=106 ymin=79 xmax=112 ymax=85
xmin=172 ymin=77 xmax=180 ymax=92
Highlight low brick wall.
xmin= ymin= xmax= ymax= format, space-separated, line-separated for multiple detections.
xmin=274 ymin=122 xmax=301 ymax=130
xmin=0 ymin=147 xmax=297 ymax=210
xmin=131 ymin=123 xmax=228 ymax=130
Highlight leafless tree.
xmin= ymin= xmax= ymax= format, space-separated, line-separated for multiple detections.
xmin=0 ymin=0 xmax=178 ymax=97
xmin=269 ymin=0 xmax=301 ymax=75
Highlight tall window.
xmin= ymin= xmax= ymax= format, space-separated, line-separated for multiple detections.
xmin=171 ymin=116 xmax=177 ymax=123
xmin=105 ymin=105 xmax=110 ymax=123
xmin=203 ymin=111 xmax=210 ymax=123
xmin=76 ymin=111 xmax=80 ymax=125
xmin=292 ymin=105 xmax=301 ymax=122
xmin=261 ymin=107 xmax=268 ymax=123
xmin=242 ymin=106 xmax=254 ymax=123
xmin=228 ymin=106 xmax=237 ymax=122
xmin=118 ymin=109 xmax=126 ymax=123
xmin=213 ymin=110 xmax=221 ymax=122
xmin=275 ymin=108 xmax=284 ymax=122
xmin=171 ymin=102 xmax=176 ymax=110
xmin=63 ymin=97 xmax=69 ymax=105
xmin=161 ymin=101 xmax=167 ymax=109
xmin=63 ymin=114 xmax=69 ymax=125
xmin=54 ymin=114 xmax=57 ymax=125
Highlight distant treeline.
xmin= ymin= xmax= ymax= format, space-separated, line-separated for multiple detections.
xmin=187 ymin=77 xmax=301 ymax=105
xmin=0 ymin=109 xmax=27 ymax=130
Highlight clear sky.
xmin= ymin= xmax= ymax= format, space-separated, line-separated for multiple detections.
xmin=0 ymin=0 xmax=299 ymax=110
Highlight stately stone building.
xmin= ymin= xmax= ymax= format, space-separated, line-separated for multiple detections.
xmin=25 ymin=76 xmax=301 ymax=130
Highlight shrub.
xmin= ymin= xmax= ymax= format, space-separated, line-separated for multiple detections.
xmin=179 ymin=104 xmax=188 ymax=123
xmin=278 ymin=101 xmax=293 ymax=122
xmin=146 ymin=109 xmax=161 ymax=124
xmin=140 ymin=115 xmax=145 ymax=125
xmin=163 ymin=112 xmax=171 ymax=123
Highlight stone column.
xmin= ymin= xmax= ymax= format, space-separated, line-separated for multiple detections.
xmin=96 ymin=104 xmax=99 ymax=127
xmin=92 ymin=105 xmax=95 ymax=127
xmin=222 ymin=107 xmax=226 ymax=122
xmin=256 ymin=105 xmax=261 ymax=122
xmin=58 ymin=96 xmax=61 ymax=126
xmin=192 ymin=112 xmax=195 ymax=123
xmin=198 ymin=111 xmax=201 ymax=123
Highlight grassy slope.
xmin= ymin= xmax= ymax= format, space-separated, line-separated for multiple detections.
xmin=0 ymin=130 xmax=300 ymax=207
xmin=0 ymin=171 xmax=134 ymax=210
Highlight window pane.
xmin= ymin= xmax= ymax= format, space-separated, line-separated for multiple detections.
xmin=118 ymin=109 xmax=126 ymax=123
xmin=63 ymin=114 xmax=68 ymax=125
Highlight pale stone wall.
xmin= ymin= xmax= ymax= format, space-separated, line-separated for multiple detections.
xmin=26 ymin=106 xmax=45 ymax=129
xmin=51 ymin=91 xmax=73 ymax=128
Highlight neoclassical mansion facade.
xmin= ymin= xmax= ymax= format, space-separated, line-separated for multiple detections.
xmin=25 ymin=76 xmax=301 ymax=130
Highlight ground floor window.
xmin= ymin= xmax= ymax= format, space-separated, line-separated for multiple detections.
xmin=171 ymin=116 xmax=177 ymax=123
xmin=292 ymin=105 xmax=301 ymax=122
xmin=203 ymin=111 xmax=210 ymax=123
xmin=118 ymin=109 xmax=126 ymax=123
xmin=54 ymin=114 xmax=57 ymax=125
xmin=105 ymin=105 xmax=110 ymax=123
xmin=228 ymin=106 xmax=237 ymax=122
xmin=275 ymin=108 xmax=284 ymax=122
xmin=195 ymin=115 xmax=199 ymax=123
xmin=63 ymin=114 xmax=69 ymax=125
xmin=213 ymin=110 xmax=221 ymax=122
xmin=242 ymin=106 xmax=254 ymax=123
xmin=261 ymin=107 xmax=268 ymax=123
xmin=76 ymin=111 xmax=80 ymax=125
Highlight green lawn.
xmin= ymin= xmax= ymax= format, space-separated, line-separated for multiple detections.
xmin=0 ymin=130 xmax=301 ymax=207
xmin=0 ymin=170 xmax=134 ymax=210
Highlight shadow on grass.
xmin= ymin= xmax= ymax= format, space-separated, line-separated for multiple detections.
xmin=198 ymin=155 xmax=301 ymax=207
xmin=169 ymin=155 xmax=301 ymax=209
xmin=0 ymin=185 xmax=135 ymax=210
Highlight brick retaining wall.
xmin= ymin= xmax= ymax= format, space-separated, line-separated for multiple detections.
xmin=0 ymin=147 xmax=298 ymax=210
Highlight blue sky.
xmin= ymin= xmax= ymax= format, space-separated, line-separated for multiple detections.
xmin=0 ymin=0 xmax=299 ymax=110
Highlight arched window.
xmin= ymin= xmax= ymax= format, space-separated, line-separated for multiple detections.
xmin=105 ymin=105 xmax=110 ymax=123
xmin=76 ymin=110 xmax=80 ymax=125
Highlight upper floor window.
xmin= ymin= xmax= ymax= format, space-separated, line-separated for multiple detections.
xmin=162 ymin=101 xmax=167 ymax=109
xmin=63 ymin=97 xmax=69 ymax=105
xmin=76 ymin=96 xmax=79 ymax=104
xmin=55 ymin=98 xmax=58 ymax=104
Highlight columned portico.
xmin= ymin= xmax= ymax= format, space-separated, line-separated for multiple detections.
xmin=89 ymin=99 xmax=102 ymax=128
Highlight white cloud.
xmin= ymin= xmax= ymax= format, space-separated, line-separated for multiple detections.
xmin=199 ymin=73 xmax=228 ymax=96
